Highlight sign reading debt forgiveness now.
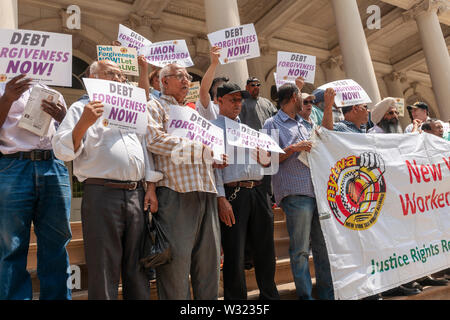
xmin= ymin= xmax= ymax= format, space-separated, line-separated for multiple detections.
xmin=0 ymin=28 xmax=72 ymax=86
xmin=207 ymin=24 xmax=260 ymax=64
xmin=318 ymin=79 xmax=372 ymax=107
xmin=276 ymin=51 xmax=316 ymax=84
xmin=140 ymin=40 xmax=193 ymax=68
xmin=168 ymin=105 xmax=224 ymax=161
xmin=117 ymin=24 xmax=152 ymax=53
xmin=83 ymin=78 xmax=148 ymax=134
xmin=97 ymin=45 xmax=139 ymax=76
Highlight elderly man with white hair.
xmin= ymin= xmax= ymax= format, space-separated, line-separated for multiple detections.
xmin=368 ymin=98 xmax=403 ymax=134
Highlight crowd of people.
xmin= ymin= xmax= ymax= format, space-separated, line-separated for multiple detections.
xmin=0 ymin=40 xmax=449 ymax=301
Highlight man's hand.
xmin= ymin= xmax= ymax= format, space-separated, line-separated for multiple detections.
xmin=251 ymin=147 xmax=271 ymax=167
xmin=41 ymin=99 xmax=67 ymax=123
xmin=295 ymin=76 xmax=305 ymax=92
xmin=111 ymin=40 xmax=122 ymax=46
xmin=138 ymin=55 xmax=148 ymax=69
xmin=218 ymin=197 xmax=235 ymax=227
xmin=290 ymin=140 xmax=312 ymax=153
xmin=213 ymin=153 xmax=229 ymax=169
xmin=2 ymin=74 xmax=33 ymax=104
xmin=210 ymin=46 xmax=221 ymax=66
xmin=323 ymin=88 xmax=336 ymax=108
xmin=79 ymin=101 xmax=104 ymax=128
xmin=412 ymin=119 xmax=423 ymax=132
xmin=144 ymin=182 xmax=158 ymax=213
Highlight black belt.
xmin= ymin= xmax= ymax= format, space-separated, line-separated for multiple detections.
xmin=225 ymin=180 xmax=263 ymax=189
xmin=0 ymin=150 xmax=53 ymax=161
xmin=84 ymin=178 xmax=144 ymax=191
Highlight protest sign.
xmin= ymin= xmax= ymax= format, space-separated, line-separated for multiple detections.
xmin=140 ymin=40 xmax=193 ymax=68
xmin=273 ymin=72 xmax=289 ymax=90
xmin=83 ymin=78 xmax=148 ymax=134
xmin=0 ymin=28 xmax=72 ymax=87
xmin=225 ymin=117 xmax=284 ymax=154
xmin=207 ymin=24 xmax=260 ymax=64
xmin=317 ymin=79 xmax=372 ymax=107
xmin=168 ymin=105 xmax=224 ymax=161
xmin=17 ymin=85 xmax=60 ymax=136
xmin=276 ymin=51 xmax=316 ymax=84
xmin=117 ymin=24 xmax=152 ymax=53
xmin=97 ymin=45 xmax=139 ymax=76
xmin=394 ymin=97 xmax=405 ymax=117
xmin=185 ymin=81 xmax=200 ymax=104
xmin=308 ymin=128 xmax=450 ymax=299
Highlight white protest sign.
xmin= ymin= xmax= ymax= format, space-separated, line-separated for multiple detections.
xmin=274 ymin=72 xmax=289 ymax=90
xmin=83 ymin=78 xmax=148 ymax=134
xmin=168 ymin=105 xmax=225 ymax=160
xmin=207 ymin=24 xmax=260 ymax=64
xmin=308 ymin=129 xmax=450 ymax=300
xmin=276 ymin=51 xmax=316 ymax=84
xmin=225 ymin=117 xmax=285 ymax=154
xmin=97 ymin=46 xmax=139 ymax=76
xmin=140 ymin=40 xmax=193 ymax=68
xmin=0 ymin=28 xmax=72 ymax=87
xmin=117 ymin=24 xmax=152 ymax=53
xmin=318 ymin=79 xmax=372 ymax=107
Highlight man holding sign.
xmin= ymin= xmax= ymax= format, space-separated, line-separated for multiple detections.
xmin=212 ymin=83 xmax=279 ymax=300
xmin=53 ymin=60 xmax=162 ymax=300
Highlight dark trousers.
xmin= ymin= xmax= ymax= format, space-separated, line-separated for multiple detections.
xmin=222 ymin=185 xmax=279 ymax=300
xmin=81 ymin=184 xmax=150 ymax=300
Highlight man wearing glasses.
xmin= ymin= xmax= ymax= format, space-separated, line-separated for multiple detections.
xmin=368 ymin=98 xmax=403 ymax=134
xmin=333 ymin=103 xmax=371 ymax=133
xmin=146 ymin=63 xmax=225 ymax=300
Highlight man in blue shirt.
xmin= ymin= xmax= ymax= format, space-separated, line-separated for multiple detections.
xmin=263 ymin=78 xmax=335 ymax=300
xmin=333 ymin=104 xmax=370 ymax=133
xmin=213 ymin=83 xmax=279 ymax=300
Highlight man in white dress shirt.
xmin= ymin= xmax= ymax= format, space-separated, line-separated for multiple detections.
xmin=52 ymin=60 xmax=162 ymax=300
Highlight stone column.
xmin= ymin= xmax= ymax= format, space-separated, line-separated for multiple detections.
xmin=384 ymin=72 xmax=410 ymax=129
xmin=204 ymin=0 xmax=249 ymax=88
xmin=0 ymin=0 xmax=18 ymax=29
xmin=330 ymin=0 xmax=381 ymax=106
xmin=404 ymin=0 xmax=450 ymax=121
xmin=320 ymin=56 xmax=345 ymax=82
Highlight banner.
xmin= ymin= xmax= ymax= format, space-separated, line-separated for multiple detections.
xmin=140 ymin=40 xmax=193 ymax=68
xmin=207 ymin=24 xmax=260 ymax=64
xmin=225 ymin=117 xmax=284 ymax=154
xmin=318 ymin=79 xmax=372 ymax=107
xmin=0 ymin=28 xmax=72 ymax=86
xmin=97 ymin=45 xmax=139 ymax=76
xmin=117 ymin=24 xmax=152 ymax=53
xmin=308 ymin=129 xmax=450 ymax=300
xmin=83 ymin=78 xmax=148 ymax=134
xmin=276 ymin=51 xmax=316 ymax=84
xmin=168 ymin=105 xmax=224 ymax=160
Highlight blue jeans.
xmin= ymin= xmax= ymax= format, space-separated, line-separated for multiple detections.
xmin=280 ymin=195 xmax=334 ymax=300
xmin=0 ymin=155 xmax=72 ymax=300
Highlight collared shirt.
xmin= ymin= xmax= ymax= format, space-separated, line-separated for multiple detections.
xmin=240 ymin=96 xmax=277 ymax=130
xmin=404 ymin=117 xmax=431 ymax=133
xmin=195 ymin=99 xmax=219 ymax=121
xmin=263 ymin=109 xmax=315 ymax=204
xmin=311 ymin=104 xmax=344 ymax=126
xmin=212 ymin=115 xmax=267 ymax=197
xmin=0 ymin=83 xmax=66 ymax=154
xmin=368 ymin=124 xmax=384 ymax=134
xmin=52 ymin=94 xmax=162 ymax=183
xmin=149 ymin=88 xmax=161 ymax=101
xmin=333 ymin=120 xmax=366 ymax=133
xmin=146 ymin=94 xmax=217 ymax=194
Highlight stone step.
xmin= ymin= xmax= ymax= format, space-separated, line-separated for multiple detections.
xmin=273 ymin=207 xmax=285 ymax=222
xmin=274 ymin=220 xmax=289 ymax=239
xmin=274 ymin=237 xmax=290 ymax=260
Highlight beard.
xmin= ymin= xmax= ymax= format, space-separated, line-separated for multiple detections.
xmin=378 ymin=118 xmax=403 ymax=134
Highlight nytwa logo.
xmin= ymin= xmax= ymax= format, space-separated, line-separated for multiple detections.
xmin=327 ymin=152 xmax=386 ymax=231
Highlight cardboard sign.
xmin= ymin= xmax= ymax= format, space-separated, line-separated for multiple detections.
xmin=225 ymin=117 xmax=284 ymax=154
xmin=117 ymin=24 xmax=152 ymax=53
xmin=185 ymin=81 xmax=200 ymax=104
xmin=318 ymin=79 xmax=372 ymax=107
xmin=168 ymin=105 xmax=224 ymax=160
xmin=394 ymin=97 xmax=405 ymax=117
xmin=207 ymin=24 xmax=260 ymax=64
xmin=0 ymin=28 xmax=72 ymax=87
xmin=276 ymin=51 xmax=316 ymax=84
xmin=140 ymin=40 xmax=193 ymax=68
xmin=97 ymin=46 xmax=139 ymax=76
xmin=83 ymin=78 xmax=148 ymax=134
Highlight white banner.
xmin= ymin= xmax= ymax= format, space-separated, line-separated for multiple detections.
xmin=276 ymin=51 xmax=316 ymax=84
xmin=318 ymin=79 xmax=372 ymax=107
xmin=225 ymin=117 xmax=285 ymax=154
xmin=168 ymin=105 xmax=224 ymax=161
xmin=140 ymin=40 xmax=193 ymax=68
xmin=308 ymin=129 xmax=450 ymax=300
xmin=117 ymin=24 xmax=152 ymax=54
xmin=97 ymin=45 xmax=139 ymax=76
xmin=207 ymin=24 xmax=260 ymax=64
xmin=83 ymin=78 xmax=148 ymax=134
xmin=0 ymin=28 xmax=72 ymax=87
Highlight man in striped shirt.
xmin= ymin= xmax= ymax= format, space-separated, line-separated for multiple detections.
xmin=146 ymin=63 xmax=226 ymax=300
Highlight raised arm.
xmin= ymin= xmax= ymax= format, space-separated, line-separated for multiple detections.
xmin=199 ymin=46 xmax=221 ymax=108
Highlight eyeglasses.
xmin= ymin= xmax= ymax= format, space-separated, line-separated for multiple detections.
xmin=166 ymin=73 xmax=193 ymax=82
xmin=388 ymin=111 xmax=399 ymax=115
xmin=250 ymin=83 xmax=261 ymax=87
xmin=101 ymin=70 xmax=123 ymax=79
xmin=303 ymin=100 xmax=314 ymax=105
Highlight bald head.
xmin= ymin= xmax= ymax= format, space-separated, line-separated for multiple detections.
xmin=89 ymin=60 xmax=124 ymax=83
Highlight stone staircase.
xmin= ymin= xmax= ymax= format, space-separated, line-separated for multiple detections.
xmin=28 ymin=207 xmax=449 ymax=300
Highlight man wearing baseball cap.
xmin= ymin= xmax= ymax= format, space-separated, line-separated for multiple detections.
xmin=404 ymin=101 xmax=431 ymax=133
xmin=213 ymin=83 xmax=280 ymax=300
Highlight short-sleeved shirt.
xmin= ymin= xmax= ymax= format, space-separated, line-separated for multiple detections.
xmin=240 ymin=96 xmax=277 ymax=130
xmin=333 ymin=120 xmax=366 ymax=133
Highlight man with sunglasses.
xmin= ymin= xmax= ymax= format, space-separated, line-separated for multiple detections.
xmin=333 ymin=104 xmax=371 ymax=133
xmin=368 ymin=98 xmax=403 ymax=134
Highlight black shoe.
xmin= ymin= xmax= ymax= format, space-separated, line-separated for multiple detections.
xmin=244 ymin=262 xmax=254 ymax=270
xmin=382 ymin=285 xmax=421 ymax=297
xmin=362 ymin=293 xmax=383 ymax=300
xmin=403 ymin=281 xmax=423 ymax=291
xmin=418 ymin=276 xmax=448 ymax=287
